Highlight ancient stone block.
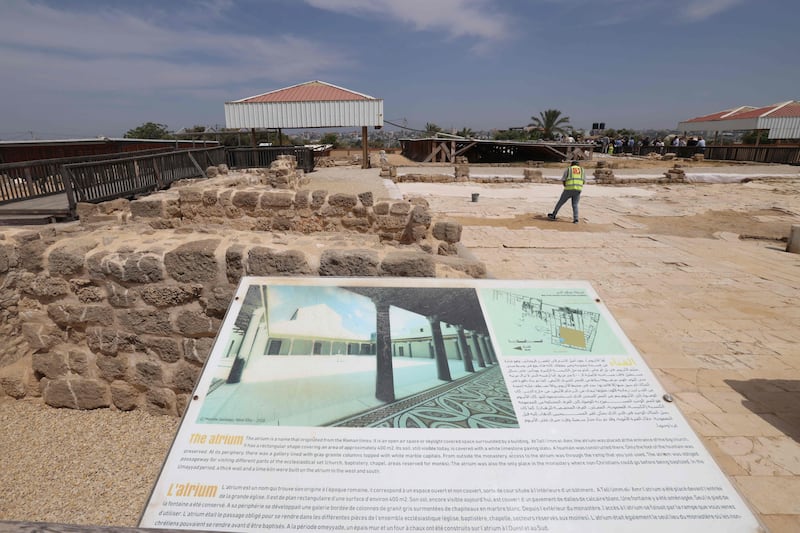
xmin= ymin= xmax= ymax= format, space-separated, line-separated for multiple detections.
xmin=375 ymin=215 xmax=408 ymax=231
xmin=22 ymin=322 xmax=67 ymax=351
xmin=380 ymin=252 xmax=436 ymax=277
xmin=141 ymin=336 xmax=183 ymax=363
xmin=105 ymin=281 xmax=138 ymax=308
xmin=225 ymin=244 xmax=245 ymax=284
xmin=48 ymin=304 xmax=113 ymax=330
xmin=248 ymin=247 xmax=312 ymax=276
xmin=319 ymin=249 xmax=380 ymax=277
xmin=23 ymin=275 xmax=70 ymax=300
xmin=410 ymin=205 xmax=432 ymax=226
xmin=432 ymin=221 xmax=463 ymax=243
xmin=183 ymin=338 xmax=215 ymax=364
xmin=145 ymin=387 xmax=177 ymax=416
xmin=48 ymin=238 xmax=98 ymax=276
xmin=389 ymin=202 xmax=411 ymax=216
xmin=139 ymin=285 xmax=201 ymax=307
xmin=32 ymin=351 xmax=68 ymax=379
xmin=358 ymin=191 xmax=374 ymax=207
xmin=202 ymin=189 xmax=218 ymax=206
xmin=0 ymin=373 xmax=27 ymax=399
xmin=87 ymin=327 xmax=140 ymax=356
xmin=435 ymin=255 xmax=488 ymax=278
xmin=70 ymin=279 xmax=103 ymax=303
xmin=328 ymin=193 xmax=358 ymax=209
xmin=175 ymin=310 xmax=220 ymax=338
xmin=232 ymin=191 xmax=260 ymax=211
xmin=133 ymin=359 xmax=163 ymax=388
xmin=87 ymin=251 xmax=164 ymax=283
xmin=261 ymin=191 xmax=295 ymax=208
xmin=341 ymin=217 xmax=370 ymax=230
xmin=17 ymin=239 xmax=47 ymax=272
xmin=178 ymin=188 xmax=203 ymax=204
xmin=272 ymin=216 xmax=293 ymax=231
xmin=117 ymin=309 xmax=172 ymax=336
xmin=294 ymin=190 xmax=310 ymax=208
xmin=68 ymin=350 xmax=91 ymax=376
xmin=43 ymin=378 xmax=110 ymax=409
xmin=110 ymin=380 xmax=139 ymax=411
xmin=171 ymin=361 xmax=201 ymax=393
xmin=400 ymin=224 xmax=428 ymax=245
xmin=311 ymin=190 xmax=327 ymax=208
xmin=0 ymin=243 xmax=18 ymax=273
xmin=164 ymin=239 xmax=220 ymax=283
xmin=96 ymin=354 xmax=129 ymax=382
xmin=130 ymin=199 xmax=165 ymax=219
xmin=202 ymin=286 xmax=234 ymax=319
xmin=373 ymin=202 xmax=390 ymax=215
xmin=206 ymin=166 xmax=219 ymax=178
xmin=438 ymin=242 xmax=459 ymax=256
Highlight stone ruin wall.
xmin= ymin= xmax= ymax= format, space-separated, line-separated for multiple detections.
xmin=0 ymin=156 xmax=485 ymax=416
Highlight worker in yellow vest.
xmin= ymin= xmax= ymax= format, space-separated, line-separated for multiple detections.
xmin=547 ymin=160 xmax=585 ymax=223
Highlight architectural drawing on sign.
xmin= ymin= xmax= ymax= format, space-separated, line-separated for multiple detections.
xmin=492 ymin=290 xmax=600 ymax=351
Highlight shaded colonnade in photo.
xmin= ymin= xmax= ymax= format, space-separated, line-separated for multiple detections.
xmin=345 ymin=287 xmax=496 ymax=403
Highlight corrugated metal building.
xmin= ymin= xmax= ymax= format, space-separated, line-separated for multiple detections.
xmin=224 ymin=80 xmax=383 ymax=168
xmin=678 ymin=101 xmax=800 ymax=139
xmin=224 ymin=80 xmax=383 ymax=129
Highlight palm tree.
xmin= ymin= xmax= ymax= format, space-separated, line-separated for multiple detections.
xmin=425 ymin=123 xmax=443 ymax=136
xmin=528 ymin=109 xmax=571 ymax=140
xmin=456 ymin=127 xmax=475 ymax=138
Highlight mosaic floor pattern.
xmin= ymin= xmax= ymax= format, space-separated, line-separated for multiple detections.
xmin=329 ymin=365 xmax=518 ymax=428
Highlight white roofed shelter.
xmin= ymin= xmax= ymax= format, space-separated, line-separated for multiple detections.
xmin=678 ymin=100 xmax=800 ymax=141
xmin=225 ymin=80 xmax=384 ymax=168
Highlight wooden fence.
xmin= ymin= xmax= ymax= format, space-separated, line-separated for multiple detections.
xmin=616 ymin=144 xmax=800 ymax=164
xmin=61 ymin=147 xmax=225 ymax=213
xmin=226 ymin=147 xmax=315 ymax=173
xmin=0 ymin=148 xmax=174 ymax=205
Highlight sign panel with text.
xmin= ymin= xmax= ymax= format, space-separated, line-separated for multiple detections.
xmin=140 ymin=277 xmax=761 ymax=532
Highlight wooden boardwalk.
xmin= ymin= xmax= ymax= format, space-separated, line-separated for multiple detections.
xmin=0 ymin=193 xmax=71 ymax=225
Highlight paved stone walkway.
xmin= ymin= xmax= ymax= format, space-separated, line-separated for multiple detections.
xmin=398 ymin=173 xmax=800 ymax=533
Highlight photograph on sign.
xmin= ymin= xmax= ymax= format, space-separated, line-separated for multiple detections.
xmin=197 ymin=283 xmax=518 ymax=428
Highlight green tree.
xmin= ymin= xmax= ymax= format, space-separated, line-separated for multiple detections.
xmin=320 ymin=132 xmax=340 ymax=148
xmin=528 ymin=109 xmax=571 ymax=140
xmin=124 ymin=122 xmax=172 ymax=139
xmin=493 ymin=129 xmax=530 ymax=141
xmin=425 ymin=123 xmax=443 ymax=135
xmin=456 ymin=127 xmax=475 ymax=138
xmin=741 ymin=130 xmax=772 ymax=144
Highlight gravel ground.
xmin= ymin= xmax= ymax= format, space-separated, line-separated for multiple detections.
xmin=0 ymin=397 xmax=179 ymax=527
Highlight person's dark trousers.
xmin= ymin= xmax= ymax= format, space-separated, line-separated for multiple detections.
xmin=551 ymin=190 xmax=581 ymax=222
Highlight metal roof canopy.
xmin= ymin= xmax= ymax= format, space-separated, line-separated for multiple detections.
xmin=224 ymin=80 xmax=384 ymax=129
xmin=678 ymin=100 xmax=800 ymax=139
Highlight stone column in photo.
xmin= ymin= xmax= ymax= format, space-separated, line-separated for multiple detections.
xmin=471 ymin=332 xmax=487 ymax=368
xmin=457 ymin=326 xmax=475 ymax=373
xmin=428 ymin=316 xmax=453 ymax=382
xmin=481 ymin=335 xmax=496 ymax=364
xmin=374 ymin=300 xmax=395 ymax=402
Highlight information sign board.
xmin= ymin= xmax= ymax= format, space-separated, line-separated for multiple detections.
xmin=140 ymin=277 xmax=762 ymax=532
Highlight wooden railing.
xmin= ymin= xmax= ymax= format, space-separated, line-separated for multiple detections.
xmin=608 ymin=144 xmax=800 ymax=164
xmin=61 ymin=147 xmax=225 ymax=214
xmin=0 ymin=148 xmax=174 ymax=205
xmin=226 ymin=147 xmax=315 ymax=173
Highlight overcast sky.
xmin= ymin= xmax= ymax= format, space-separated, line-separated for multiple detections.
xmin=1 ymin=0 xmax=797 ymax=139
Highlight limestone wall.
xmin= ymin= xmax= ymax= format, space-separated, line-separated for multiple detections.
xmin=0 ymin=157 xmax=485 ymax=415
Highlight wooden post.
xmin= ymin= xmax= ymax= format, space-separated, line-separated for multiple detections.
xmin=362 ymin=126 xmax=369 ymax=169
xmin=250 ymin=128 xmax=257 ymax=150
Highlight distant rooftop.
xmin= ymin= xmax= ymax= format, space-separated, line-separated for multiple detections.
xmin=231 ymin=80 xmax=378 ymax=104
xmin=683 ymin=101 xmax=800 ymax=123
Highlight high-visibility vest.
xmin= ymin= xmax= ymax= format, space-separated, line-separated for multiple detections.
xmin=564 ymin=165 xmax=584 ymax=191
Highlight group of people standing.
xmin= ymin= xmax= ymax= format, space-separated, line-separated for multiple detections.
xmin=599 ymin=135 xmax=705 ymax=155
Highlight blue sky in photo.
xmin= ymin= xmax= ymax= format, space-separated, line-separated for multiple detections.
xmin=0 ymin=0 xmax=797 ymax=139
xmin=267 ymin=285 xmax=428 ymax=338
